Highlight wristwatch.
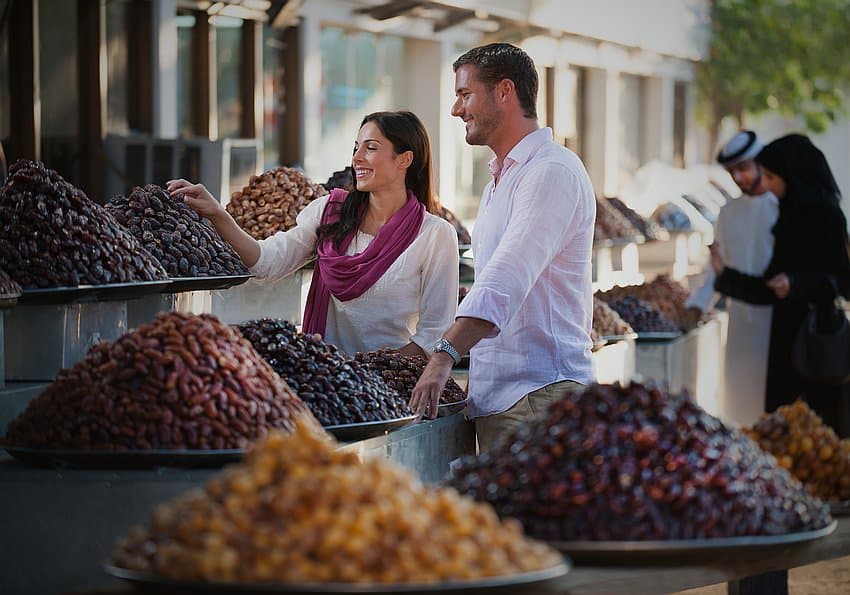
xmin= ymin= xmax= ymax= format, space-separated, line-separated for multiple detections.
xmin=433 ymin=338 xmax=462 ymax=366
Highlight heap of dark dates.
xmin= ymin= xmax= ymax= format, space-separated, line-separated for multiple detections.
xmin=237 ymin=319 xmax=412 ymax=426
xmin=448 ymin=382 xmax=832 ymax=541
xmin=607 ymin=296 xmax=680 ymax=334
xmin=354 ymin=349 xmax=466 ymax=405
xmin=599 ymin=275 xmax=699 ymax=331
xmin=106 ymin=185 xmax=248 ymax=278
xmin=4 ymin=312 xmax=312 ymax=450
xmin=0 ymin=160 xmax=167 ymax=288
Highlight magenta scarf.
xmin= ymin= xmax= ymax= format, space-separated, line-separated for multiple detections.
xmin=302 ymin=188 xmax=426 ymax=335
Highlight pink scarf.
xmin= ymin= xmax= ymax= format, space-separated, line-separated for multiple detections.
xmin=302 ymin=188 xmax=425 ymax=335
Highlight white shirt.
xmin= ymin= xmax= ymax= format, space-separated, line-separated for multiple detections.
xmin=685 ymin=191 xmax=778 ymax=426
xmin=249 ymin=194 xmax=460 ymax=356
xmin=457 ymin=127 xmax=597 ymax=419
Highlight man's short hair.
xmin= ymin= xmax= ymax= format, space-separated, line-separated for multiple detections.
xmin=453 ymin=43 xmax=538 ymax=119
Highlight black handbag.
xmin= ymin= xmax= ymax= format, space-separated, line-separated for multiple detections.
xmin=792 ymin=278 xmax=850 ymax=385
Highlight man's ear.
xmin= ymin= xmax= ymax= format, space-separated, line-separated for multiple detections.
xmin=496 ymin=78 xmax=515 ymax=103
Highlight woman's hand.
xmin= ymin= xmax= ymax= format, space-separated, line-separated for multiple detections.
xmin=166 ymin=179 xmax=226 ymax=221
xmin=766 ymin=273 xmax=791 ymax=299
xmin=709 ymin=243 xmax=725 ymax=275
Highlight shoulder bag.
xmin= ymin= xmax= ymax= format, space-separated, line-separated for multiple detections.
xmin=792 ymin=276 xmax=850 ymax=385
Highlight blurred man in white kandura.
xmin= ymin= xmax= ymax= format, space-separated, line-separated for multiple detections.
xmin=686 ymin=130 xmax=778 ymax=427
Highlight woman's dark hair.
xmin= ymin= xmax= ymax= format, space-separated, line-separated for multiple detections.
xmin=453 ymin=43 xmax=538 ymax=119
xmin=317 ymin=111 xmax=435 ymax=248
xmin=755 ymin=134 xmax=841 ymax=207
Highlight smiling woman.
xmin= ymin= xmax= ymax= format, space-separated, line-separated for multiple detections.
xmin=166 ymin=110 xmax=459 ymax=361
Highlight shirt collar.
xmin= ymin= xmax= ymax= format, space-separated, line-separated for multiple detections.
xmin=487 ymin=127 xmax=553 ymax=178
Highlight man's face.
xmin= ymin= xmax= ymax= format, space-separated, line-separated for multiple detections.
xmin=451 ymin=65 xmax=501 ymax=147
xmin=726 ymin=159 xmax=763 ymax=196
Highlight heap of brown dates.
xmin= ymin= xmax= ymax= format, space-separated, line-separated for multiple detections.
xmin=226 ymin=166 xmax=327 ymax=240
xmin=448 ymin=382 xmax=831 ymax=541
xmin=607 ymin=197 xmax=669 ymax=241
xmin=594 ymin=197 xmax=642 ymax=243
xmin=0 ymin=160 xmax=167 ymax=288
xmin=598 ymin=275 xmax=700 ymax=332
xmin=4 ymin=312 xmax=312 ymax=450
xmin=592 ymin=297 xmax=635 ymax=338
xmin=106 ymin=185 xmax=248 ymax=278
xmin=354 ymin=349 xmax=466 ymax=405
xmin=237 ymin=319 xmax=412 ymax=426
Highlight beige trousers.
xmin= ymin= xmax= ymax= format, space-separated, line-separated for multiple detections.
xmin=474 ymin=379 xmax=582 ymax=453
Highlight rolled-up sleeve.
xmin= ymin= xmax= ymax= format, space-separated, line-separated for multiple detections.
xmin=248 ymin=195 xmax=327 ymax=283
xmin=410 ymin=219 xmax=459 ymax=353
xmin=457 ymin=163 xmax=583 ymax=333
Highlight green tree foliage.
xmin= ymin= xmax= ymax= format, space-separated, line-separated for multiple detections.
xmin=697 ymin=0 xmax=850 ymax=153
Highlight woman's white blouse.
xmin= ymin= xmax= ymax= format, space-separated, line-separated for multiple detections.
xmin=248 ymin=194 xmax=460 ymax=356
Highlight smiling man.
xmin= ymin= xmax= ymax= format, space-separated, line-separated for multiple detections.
xmin=410 ymin=43 xmax=597 ymax=452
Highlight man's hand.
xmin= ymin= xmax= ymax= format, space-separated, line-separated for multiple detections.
xmin=766 ymin=273 xmax=790 ymax=299
xmin=709 ymin=243 xmax=724 ymax=275
xmin=409 ymin=352 xmax=454 ymax=420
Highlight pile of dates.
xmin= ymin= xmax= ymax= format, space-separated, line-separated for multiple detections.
xmin=227 ymin=166 xmax=327 ymax=240
xmin=448 ymin=382 xmax=832 ymax=541
xmin=592 ymin=297 xmax=634 ymax=338
xmin=607 ymin=197 xmax=669 ymax=241
xmin=354 ymin=349 xmax=466 ymax=405
xmin=4 ymin=312 xmax=312 ymax=450
xmin=237 ymin=319 xmax=411 ymax=426
xmin=106 ymin=185 xmax=248 ymax=278
xmin=0 ymin=268 xmax=21 ymax=299
xmin=607 ymin=296 xmax=680 ymax=334
xmin=112 ymin=421 xmax=563 ymax=584
xmin=594 ymin=197 xmax=642 ymax=243
xmin=323 ymin=166 xmax=355 ymax=192
xmin=745 ymin=399 xmax=850 ymax=502
xmin=598 ymin=275 xmax=698 ymax=332
xmin=0 ymin=160 xmax=167 ymax=288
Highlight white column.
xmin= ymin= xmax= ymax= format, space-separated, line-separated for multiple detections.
xmin=584 ymin=68 xmax=621 ymax=197
xmin=405 ymin=39 xmax=445 ymax=201
xmin=301 ymin=14 xmax=322 ymax=177
xmin=684 ymin=82 xmax=699 ymax=167
xmin=152 ymin=0 xmax=178 ymax=138
xmin=644 ymin=76 xmax=675 ymax=164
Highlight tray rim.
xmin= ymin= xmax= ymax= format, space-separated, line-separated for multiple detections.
xmin=635 ymin=330 xmax=683 ymax=341
xmin=3 ymin=446 xmax=245 ymax=469
xmin=828 ymin=499 xmax=850 ymax=516
xmin=437 ymin=399 xmax=468 ymax=417
xmin=323 ymin=414 xmax=419 ymax=442
xmin=600 ymin=332 xmax=639 ymax=343
xmin=549 ymin=520 xmax=837 ymax=554
xmin=17 ymin=279 xmax=172 ymax=304
xmin=102 ymin=559 xmax=570 ymax=593
xmin=165 ymin=273 xmax=253 ymax=293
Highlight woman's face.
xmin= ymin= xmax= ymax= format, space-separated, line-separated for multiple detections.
xmin=761 ymin=166 xmax=787 ymax=198
xmin=351 ymin=122 xmax=411 ymax=193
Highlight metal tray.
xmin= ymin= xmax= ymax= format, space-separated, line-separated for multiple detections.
xmin=635 ymin=330 xmax=683 ymax=342
xmin=438 ymin=399 xmax=467 ymax=417
xmin=828 ymin=499 xmax=850 ymax=516
xmin=166 ymin=274 xmax=252 ymax=293
xmin=601 ymin=333 xmax=639 ymax=343
xmin=0 ymin=293 xmax=19 ymax=308
xmin=17 ymin=279 xmax=172 ymax=305
xmin=550 ymin=520 xmax=837 ymax=562
xmin=3 ymin=446 xmax=244 ymax=469
xmin=103 ymin=560 xmax=570 ymax=594
xmin=323 ymin=415 xmax=419 ymax=442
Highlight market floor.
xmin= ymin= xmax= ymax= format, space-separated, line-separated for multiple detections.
xmin=676 ymin=555 xmax=850 ymax=594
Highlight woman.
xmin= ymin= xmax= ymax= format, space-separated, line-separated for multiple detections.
xmin=711 ymin=133 xmax=850 ymax=435
xmin=167 ymin=111 xmax=459 ymax=357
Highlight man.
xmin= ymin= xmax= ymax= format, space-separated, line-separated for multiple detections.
xmin=410 ymin=43 xmax=597 ymax=452
xmin=688 ymin=130 xmax=778 ymax=427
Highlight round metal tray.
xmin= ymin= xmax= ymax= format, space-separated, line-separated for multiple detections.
xmin=103 ymin=560 xmax=570 ymax=594
xmin=3 ymin=446 xmax=244 ymax=469
xmin=166 ymin=274 xmax=252 ymax=293
xmin=828 ymin=499 xmax=850 ymax=516
xmin=550 ymin=520 xmax=837 ymax=562
xmin=323 ymin=415 xmax=419 ymax=442
xmin=438 ymin=399 xmax=467 ymax=417
xmin=635 ymin=330 xmax=683 ymax=342
xmin=17 ymin=279 xmax=172 ymax=305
